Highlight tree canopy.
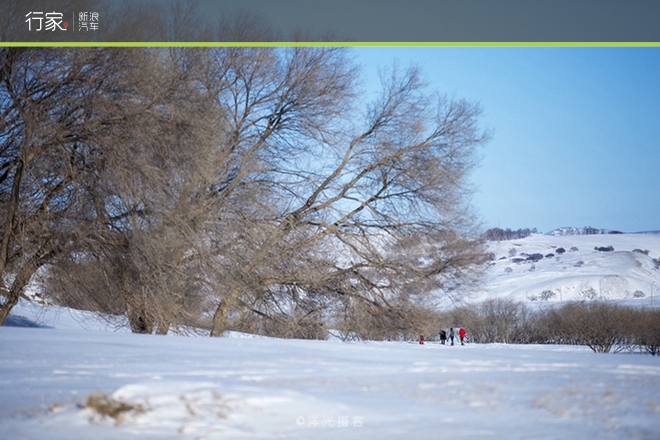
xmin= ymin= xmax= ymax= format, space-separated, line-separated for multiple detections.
xmin=1 ymin=45 xmax=490 ymax=338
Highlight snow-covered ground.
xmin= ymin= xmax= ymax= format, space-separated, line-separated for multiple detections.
xmin=2 ymin=300 xmax=660 ymax=439
xmin=476 ymin=232 xmax=660 ymax=306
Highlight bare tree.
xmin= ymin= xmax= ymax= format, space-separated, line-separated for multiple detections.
xmin=0 ymin=46 xmax=217 ymax=330
xmin=1 ymin=2 xmax=261 ymax=333
xmin=43 ymin=47 xmax=220 ymax=334
xmin=0 ymin=47 xmax=127 ymax=324
xmin=2 ymin=46 xmax=489 ymax=338
xmin=194 ymin=48 xmax=490 ymax=337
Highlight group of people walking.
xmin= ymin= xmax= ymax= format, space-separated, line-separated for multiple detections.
xmin=419 ymin=327 xmax=466 ymax=345
xmin=439 ymin=327 xmax=466 ymax=345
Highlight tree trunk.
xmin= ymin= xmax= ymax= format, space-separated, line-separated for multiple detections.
xmin=127 ymin=303 xmax=155 ymax=334
xmin=0 ymin=288 xmax=19 ymax=325
xmin=0 ymin=159 xmax=25 ymax=285
xmin=210 ymin=297 xmax=235 ymax=337
xmin=0 ymin=263 xmax=35 ymax=325
xmin=155 ymin=319 xmax=170 ymax=335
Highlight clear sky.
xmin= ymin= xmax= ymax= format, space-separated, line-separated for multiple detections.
xmin=354 ymin=47 xmax=660 ymax=233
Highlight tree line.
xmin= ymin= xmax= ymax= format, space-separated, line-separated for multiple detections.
xmin=485 ymin=228 xmax=538 ymax=241
xmin=423 ymin=299 xmax=660 ymax=355
xmin=0 ymin=40 xmax=490 ymax=336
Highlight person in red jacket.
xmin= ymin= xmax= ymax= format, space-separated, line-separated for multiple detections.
xmin=459 ymin=328 xmax=466 ymax=345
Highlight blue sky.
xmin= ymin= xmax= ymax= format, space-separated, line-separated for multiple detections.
xmin=354 ymin=47 xmax=660 ymax=233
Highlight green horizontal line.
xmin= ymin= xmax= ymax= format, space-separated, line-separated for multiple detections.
xmin=2 ymin=41 xmax=660 ymax=47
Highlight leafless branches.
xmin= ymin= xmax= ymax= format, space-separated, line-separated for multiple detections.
xmin=445 ymin=299 xmax=660 ymax=355
xmin=1 ymin=45 xmax=490 ymax=338
xmin=191 ymin=48 xmax=489 ymax=337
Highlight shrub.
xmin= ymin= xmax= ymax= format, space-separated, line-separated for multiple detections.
xmin=556 ymin=247 xmax=566 ymax=254
xmin=234 ymin=312 xmax=328 ymax=340
xmin=443 ymin=300 xmax=660 ymax=355
xmin=545 ymin=301 xmax=626 ymax=353
xmin=84 ymin=392 xmax=145 ymax=424
xmin=578 ymin=302 xmax=627 ymax=353
xmin=595 ymin=246 xmax=614 ymax=252
xmin=540 ymin=290 xmax=556 ymax=301
xmin=579 ymin=286 xmax=598 ymax=300
xmin=469 ymin=298 xmax=527 ymax=344
xmin=638 ymin=310 xmax=660 ymax=355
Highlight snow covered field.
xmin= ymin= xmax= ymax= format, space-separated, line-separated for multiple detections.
xmin=2 ymin=301 xmax=660 ymax=439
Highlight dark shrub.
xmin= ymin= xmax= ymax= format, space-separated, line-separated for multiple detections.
xmin=540 ymin=290 xmax=556 ymax=301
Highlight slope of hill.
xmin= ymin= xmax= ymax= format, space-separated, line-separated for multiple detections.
xmin=474 ymin=232 xmax=660 ymax=305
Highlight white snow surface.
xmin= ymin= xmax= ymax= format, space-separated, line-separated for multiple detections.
xmin=477 ymin=233 xmax=660 ymax=306
xmin=2 ymin=299 xmax=660 ymax=439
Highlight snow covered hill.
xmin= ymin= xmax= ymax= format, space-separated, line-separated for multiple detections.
xmin=475 ymin=232 xmax=660 ymax=306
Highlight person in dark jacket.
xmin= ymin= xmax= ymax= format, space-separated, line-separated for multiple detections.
xmin=439 ymin=330 xmax=447 ymax=345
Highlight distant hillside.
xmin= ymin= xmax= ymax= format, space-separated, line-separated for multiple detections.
xmin=473 ymin=232 xmax=660 ymax=306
